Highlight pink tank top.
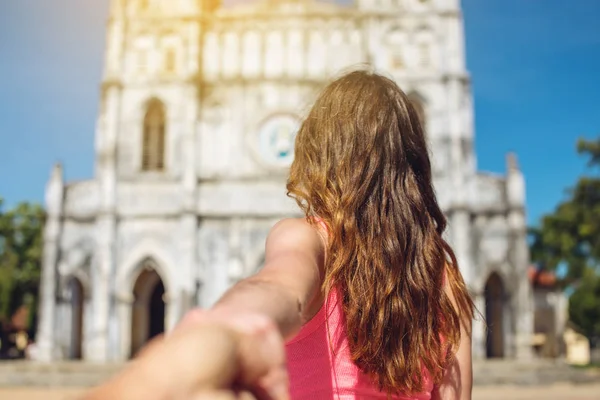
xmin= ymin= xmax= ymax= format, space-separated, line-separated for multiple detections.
xmin=285 ymin=289 xmax=434 ymax=399
xmin=284 ymin=218 xmax=434 ymax=399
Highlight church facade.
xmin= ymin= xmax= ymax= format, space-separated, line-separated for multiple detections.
xmin=36 ymin=0 xmax=533 ymax=363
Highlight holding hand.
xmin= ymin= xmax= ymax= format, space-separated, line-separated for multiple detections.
xmin=83 ymin=311 xmax=289 ymax=400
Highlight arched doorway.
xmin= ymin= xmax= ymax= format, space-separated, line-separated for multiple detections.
xmin=130 ymin=266 xmax=166 ymax=357
xmin=68 ymin=277 xmax=84 ymax=360
xmin=485 ymin=273 xmax=505 ymax=358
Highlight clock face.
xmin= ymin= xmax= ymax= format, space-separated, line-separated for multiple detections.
xmin=257 ymin=114 xmax=299 ymax=168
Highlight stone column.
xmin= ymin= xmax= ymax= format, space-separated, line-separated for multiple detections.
xmin=449 ymin=208 xmax=473 ymax=286
xmin=88 ymin=216 xmax=116 ymax=362
xmin=445 ymin=71 xmax=475 ymax=282
xmin=472 ymin=292 xmax=487 ymax=360
xmin=115 ymin=292 xmax=133 ymax=361
xmin=178 ymin=86 xmax=199 ymax=322
xmin=205 ymin=225 xmax=231 ymax=307
xmin=88 ymin=82 xmax=121 ymax=363
xmin=35 ymin=164 xmax=64 ymax=362
xmin=82 ymin=295 xmax=93 ymax=360
xmin=165 ymin=293 xmax=179 ymax=333
xmin=506 ymin=154 xmax=534 ymax=360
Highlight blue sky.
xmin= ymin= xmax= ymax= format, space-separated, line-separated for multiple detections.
xmin=0 ymin=0 xmax=599 ymax=226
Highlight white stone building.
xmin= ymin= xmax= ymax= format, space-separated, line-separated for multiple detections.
xmin=36 ymin=0 xmax=533 ymax=363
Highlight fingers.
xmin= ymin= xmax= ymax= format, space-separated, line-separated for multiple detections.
xmin=234 ymin=315 xmax=286 ymax=384
xmin=177 ymin=310 xmax=289 ymax=399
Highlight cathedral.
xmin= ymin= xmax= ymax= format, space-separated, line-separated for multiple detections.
xmin=36 ymin=0 xmax=533 ymax=363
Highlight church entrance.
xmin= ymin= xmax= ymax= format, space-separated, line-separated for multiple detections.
xmin=485 ymin=273 xmax=505 ymax=358
xmin=130 ymin=267 xmax=165 ymax=357
xmin=68 ymin=277 xmax=84 ymax=360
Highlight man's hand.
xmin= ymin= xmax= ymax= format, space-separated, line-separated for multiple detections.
xmin=83 ymin=312 xmax=289 ymax=400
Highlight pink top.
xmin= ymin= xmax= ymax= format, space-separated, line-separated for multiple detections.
xmin=285 ymin=288 xmax=434 ymax=400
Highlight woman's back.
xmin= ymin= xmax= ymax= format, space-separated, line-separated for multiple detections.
xmin=286 ymin=288 xmax=433 ymax=399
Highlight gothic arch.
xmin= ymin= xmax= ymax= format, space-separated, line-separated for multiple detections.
xmin=484 ymin=271 xmax=506 ymax=358
xmin=117 ymin=240 xmax=174 ymax=302
xmin=142 ymin=98 xmax=166 ymax=171
xmin=116 ymin=242 xmax=176 ymax=360
xmin=66 ymin=276 xmax=85 ymax=360
xmin=130 ymin=260 xmax=166 ymax=357
xmin=59 ymin=255 xmax=92 ymax=300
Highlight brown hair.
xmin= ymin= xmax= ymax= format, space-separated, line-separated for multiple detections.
xmin=287 ymin=70 xmax=474 ymax=395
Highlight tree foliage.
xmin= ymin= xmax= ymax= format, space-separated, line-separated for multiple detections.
xmin=0 ymin=198 xmax=45 ymax=329
xmin=529 ymin=137 xmax=600 ymax=281
xmin=530 ymin=137 xmax=600 ymax=342
xmin=568 ymin=269 xmax=600 ymax=345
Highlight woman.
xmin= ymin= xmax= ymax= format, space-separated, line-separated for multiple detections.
xmin=186 ymin=69 xmax=475 ymax=400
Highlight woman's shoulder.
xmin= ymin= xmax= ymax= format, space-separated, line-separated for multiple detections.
xmin=270 ymin=217 xmax=325 ymax=237
xmin=271 ymin=217 xmax=312 ymax=231
xmin=267 ymin=218 xmax=327 ymax=255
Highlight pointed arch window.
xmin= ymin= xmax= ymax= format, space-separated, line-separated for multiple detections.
xmin=418 ymin=42 xmax=431 ymax=67
xmin=142 ymin=100 xmax=166 ymax=171
xmin=386 ymin=27 xmax=407 ymax=72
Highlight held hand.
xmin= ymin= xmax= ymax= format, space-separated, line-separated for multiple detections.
xmin=178 ymin=309 xmax=289 ymax=400
xmin=83 ymin=311 xmax=289 ymax=400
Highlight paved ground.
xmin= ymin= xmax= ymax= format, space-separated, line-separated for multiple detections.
xmin=1 ymin=384 xmax=600 ymax=400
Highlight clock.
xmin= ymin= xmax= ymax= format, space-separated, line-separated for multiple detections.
xmin=256 ymin=114 xmax=299 ymax=168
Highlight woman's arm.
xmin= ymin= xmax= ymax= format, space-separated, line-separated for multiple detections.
xmin=83 ymin=322 xmax=287 ymax=400
xmin=198 ymin=218 xmax=326 ymax=340
xmin=432 ymin=283 xmax=473 ymax=400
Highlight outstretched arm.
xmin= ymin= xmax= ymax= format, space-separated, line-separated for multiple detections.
xmin=82 ymin=322 xmax=287 ymax=400
xmin=184 ymin=218 xmax=326 ymax=341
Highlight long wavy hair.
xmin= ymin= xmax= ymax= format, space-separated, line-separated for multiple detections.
xmin=287 ymin=70 xmax=474 ymax=395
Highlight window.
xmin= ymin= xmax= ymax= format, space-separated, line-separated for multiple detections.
xmin=391 ymin=49 xmax=405 ymax=70
xmin=386 ymin=28 xmax=407 ymax=71
xmin=142 ymin=100 xmax=166 ymax=171
xmin=137 ymin=50 xmax=148 ymax=74
xmin=418 ymin=42 xmax=430 ymax=67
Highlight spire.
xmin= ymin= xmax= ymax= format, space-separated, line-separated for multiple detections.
xmin=506 ymin=152 xmax=525 ymax=208
xmin=50 ymin=162 xmax=63 ymax=183
xmin=507 ymin=152 xmax=519 ymax=172
xmin=45 ymin=163 xmax=64 ymax=216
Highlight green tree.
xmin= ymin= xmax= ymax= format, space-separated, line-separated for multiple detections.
xmin=568 ymin=269 xmax=600 ymax=345
xmin=530 ymin=136 xmax=600 ymax=342
xmin=0 ymin=197 xmax=45 ymax=331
